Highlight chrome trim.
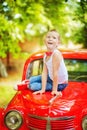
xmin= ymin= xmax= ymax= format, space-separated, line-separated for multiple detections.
xmin=46 ymin=116 xmax=51 ymax=130
xmin=82 ymin=115 xmax=87 ymax=130
xmin=29 ymin=114 xmax=75 ymax=121
xmin=28 ymin=114 xmax=75 ymax=130
xmin=4 ymin=110 xmax=23 ymax=130
xmin=28 ymin=126 xmax=39 ymax=130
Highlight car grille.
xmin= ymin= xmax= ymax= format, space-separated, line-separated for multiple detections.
xmin=28 ymin=114 xmax=75 ymax=130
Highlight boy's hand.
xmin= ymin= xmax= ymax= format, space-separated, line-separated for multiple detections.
xmin=33 ymin=90 xmax=45 ymax=95
xmin=51 ymin=91 xmax=62 ymax=96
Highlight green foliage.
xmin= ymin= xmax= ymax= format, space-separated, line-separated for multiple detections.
xmin=0 ymin=15 xmax=21 ymax=58
xmin=0 ymin=0 xmax=87 ymax=62
xmin=67 ymin=0 xmax=87 ymax=48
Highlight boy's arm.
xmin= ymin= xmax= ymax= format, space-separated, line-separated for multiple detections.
xmin=33 ymin=63 xmax=48 ymax=94
xmin=52 ymin=52 xmax=62 ymax=96
xmin=41 ymin=63 xmax=48 ymax=91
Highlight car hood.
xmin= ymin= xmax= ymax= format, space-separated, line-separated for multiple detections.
xmin=8 ymin=82 xmax=87 ymax=116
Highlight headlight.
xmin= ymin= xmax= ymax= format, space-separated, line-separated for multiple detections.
xmin=82 ymin=116 xmax=87 ymax=130
xmin=4 ymin=110 xmax=23 ymax=130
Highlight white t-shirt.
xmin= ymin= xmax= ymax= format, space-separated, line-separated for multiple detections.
xmin=43 ymin=50 xmax=68 ymax=84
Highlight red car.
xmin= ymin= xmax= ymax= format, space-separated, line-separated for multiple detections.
xmin=1 ymin=50 xmax=87 ymax=130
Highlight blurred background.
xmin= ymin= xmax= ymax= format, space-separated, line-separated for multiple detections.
xmin=0 ymin=0 xmax=87 ymax=107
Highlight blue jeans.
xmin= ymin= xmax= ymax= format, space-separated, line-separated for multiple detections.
xmin=29 ymin=75 xmax=68 ymax=91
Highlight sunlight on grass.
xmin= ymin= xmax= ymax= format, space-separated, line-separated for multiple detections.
xmin=0 ymin=86 xmax=16 ymax=108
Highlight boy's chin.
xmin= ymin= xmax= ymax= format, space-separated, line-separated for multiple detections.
xmin=47 ymin=46 xmax=55 ymax=50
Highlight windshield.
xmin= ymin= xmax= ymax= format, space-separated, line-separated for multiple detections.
xmin=65 ymin=59 xmax=87 ymax=82
xmin=26 ymin=59 xmax=87 ymax=82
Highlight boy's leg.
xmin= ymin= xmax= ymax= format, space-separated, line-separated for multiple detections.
xmin=29 ymin=75 xmax=52 ymax=91
xmin=58 ymin=84 xmax=68 ymax=91
xmin=29 ymin=82 xmax=42 ymax=91
xmin=45 ymin=75 xmax=53 ymax=91
xmin=29 ymin=75 xmax=42 ymax=84
xmin=29 ymin=75 xmax=42 ymax=91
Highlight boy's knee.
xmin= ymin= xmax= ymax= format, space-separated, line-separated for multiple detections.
xmin=29 ymin=83 xmax=41 ymax=91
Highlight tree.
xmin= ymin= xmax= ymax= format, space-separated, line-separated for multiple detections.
xmin=0 ymin=0 xmax=87 ymax=67
xmin=72 ymin=0 xmax=87 ymax=48
xmin=0 ymin=1 xmax=24 ymax=66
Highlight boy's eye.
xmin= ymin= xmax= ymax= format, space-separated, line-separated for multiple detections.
xmin=47 ymin=36 xmax=57 ymax=39
xmin=47 ymin=36 xmax=50 ymax=38
xmin=53 ymin=36 xmax=57 ymax=39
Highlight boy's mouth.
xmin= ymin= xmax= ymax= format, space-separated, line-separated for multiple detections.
xmin=48 ymin=42 xmax=53 ymax=45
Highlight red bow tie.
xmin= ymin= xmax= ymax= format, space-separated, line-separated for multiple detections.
xmin=45 ymin=52 xmax=53 ymax=56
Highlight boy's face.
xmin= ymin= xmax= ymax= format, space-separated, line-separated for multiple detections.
xmin=45 ymin=31 xmax=59 ymax=51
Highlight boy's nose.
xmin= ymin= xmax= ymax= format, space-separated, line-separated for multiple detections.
xmin=49 ymin=37 xmax=53 ymax=40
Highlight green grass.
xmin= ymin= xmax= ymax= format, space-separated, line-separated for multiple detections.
xmin=0 ymin=86 xmax=16 ymax=108
xmin=0 ymin=52 xmax=30 ymax=108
